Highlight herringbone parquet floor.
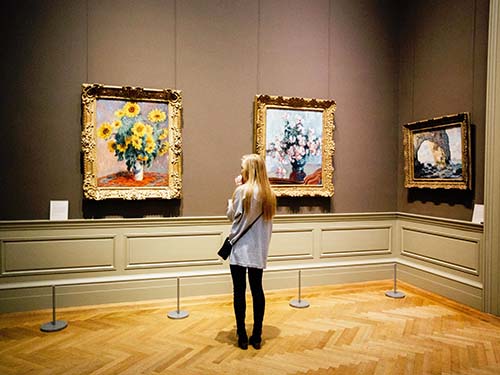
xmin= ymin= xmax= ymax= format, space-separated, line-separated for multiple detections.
xmin=1 ymin=280 xmax=500 ymax=374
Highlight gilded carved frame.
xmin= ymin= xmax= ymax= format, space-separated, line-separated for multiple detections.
xmin=254 ymin=94 xmax=336 ymax=197
xmin=403 ymin=112 xmax=471 ymax=190
xmin=81 ymin=83 xmax=183 ymax=200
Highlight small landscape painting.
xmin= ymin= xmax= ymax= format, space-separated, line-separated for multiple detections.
xmin=403 ymin=113 xmax=471 ymax=190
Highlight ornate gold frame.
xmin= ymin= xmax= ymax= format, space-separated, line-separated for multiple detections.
xmin=81 ymin=83 xmax=183 ymax=200
xmin=254 ymin=94 xmax=336 ymax=197
xmin=403 ymin=112 xmax=471 ymax=189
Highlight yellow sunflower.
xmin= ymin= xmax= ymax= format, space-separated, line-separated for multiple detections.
xmin=98 ymin=123 xmax=113 ymax=139
xmin=159 ymin=128 xmax=169 ymax=140
xmin=107 ymin=140 xmax=116 ymax=153
xmin=145 ymin=124 xmax=154 ymax=135
xmin=145 ymin=144 xmax=155 ymax=153
xmin=112 ymin=120 xmax=122 ymax=129
xmin=147 ymin=108 xmax=166 ymax=123
xmin=131 ymin=136 xmax=142 ymax=150
xmin=145 ymin=135 xmax=155 ymax=153
xmin=114 ymin=109 xmax=125 ymax=118
xmin=159 ymin=143 xmax=169 ymax=156
xmin=138 ymin=155 xmax=148 ymax=162
xmin=132 ymin=122 xmax=147 ymax=137
xmin=116 ymin=143 xmax=127 ymax=153
xmin=123 ymin=102 xmax=140 ymax=118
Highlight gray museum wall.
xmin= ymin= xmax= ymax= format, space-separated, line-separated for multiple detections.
xmin=397 ymin=0 xmax=489 ymax=220
xmin=0 ymin=0 xmax=487 ymax=221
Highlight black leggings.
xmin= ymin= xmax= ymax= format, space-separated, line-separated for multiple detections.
xmin=230 ymin=264 xmax=265 ymax=338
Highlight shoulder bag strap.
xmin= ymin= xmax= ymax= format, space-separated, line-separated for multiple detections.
xmin=230 ymin=212 xmax=263 ymax=245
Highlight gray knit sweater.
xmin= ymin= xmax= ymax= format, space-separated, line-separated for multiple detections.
xmin=226 ymin=186 xmax=272 ymax=269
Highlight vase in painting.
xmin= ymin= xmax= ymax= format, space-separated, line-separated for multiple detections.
xmin=133 ymin=161 xmax=144 ymax=181
xmin=289 ymin=158 xmax=307 ymax=182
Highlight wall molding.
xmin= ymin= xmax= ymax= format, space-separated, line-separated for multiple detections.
xmin=0 ymin=212 xmax=483 ymax=313
xmin=0 ymin=212 xmax=400 ymax=228
xmin=397 ymin=262 xmax=483 ymax=310
xmin=400 ymin=226 xmax=480 ymax=275
xmin=124 ymin=230 xmax=224 ymax=270
xmin=1 ymin=234 xmax=117 ymax=276
xmin=484 ymin=0 xmax=500 ymax=315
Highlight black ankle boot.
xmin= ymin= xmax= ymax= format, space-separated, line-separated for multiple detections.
xmin=238 ymin=334 xmax=248 ymax=350
xmin=249 ymin=335 xmax=261 ymax=350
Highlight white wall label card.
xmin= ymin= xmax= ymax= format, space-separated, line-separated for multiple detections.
xmin=472 ymin=204 xmax=484 ymax=224
xmin=50 ymin=200 xmax=69 ymax=221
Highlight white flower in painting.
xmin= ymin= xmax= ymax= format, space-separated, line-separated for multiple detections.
xmin=266 ymin=112 xmax=322 ymax=179
xmin=308 ymin=140 xmax=320 ymax=156
xmin=298 ymin=135 xmax=306 ymax=146
xmin=275 ymin=166 xmax=286 ymax=178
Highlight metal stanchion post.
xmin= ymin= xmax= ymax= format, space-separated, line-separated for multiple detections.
xmin=40 ymin=285 xmax=68 ymax=332
xmin=168 ymin=277 xmax=189 ymax=319
xmin=385 ymin=263 xmax=405 ymax=299
xmin=290 ymin=270 xmax=310 ymax=308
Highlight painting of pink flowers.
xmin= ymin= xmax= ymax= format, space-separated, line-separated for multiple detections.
xmin=254 ymin=94 xmax=336 ymax=197
xmin=265 ymin=108 xmax=323 ymax=184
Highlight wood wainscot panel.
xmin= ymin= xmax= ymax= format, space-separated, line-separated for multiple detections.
xmin=125 ymin=231 xmax=223 ymax=269
xmin=401 ymin=226 xmax=480 ymax=275
xmin=1 ymin=235 xmax=116 ymax=275
xmin=320 ymin=226 xmax=392 ymax=257
xmin=268 ymin=228 xmax=314 ymax=261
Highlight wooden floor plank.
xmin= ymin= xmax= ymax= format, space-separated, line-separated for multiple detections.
xmin=1 ymin=280 xmax=500 ymax=374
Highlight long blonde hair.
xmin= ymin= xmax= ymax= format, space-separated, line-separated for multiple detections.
xmin=235 ymin=154 xmax=276 ymax=220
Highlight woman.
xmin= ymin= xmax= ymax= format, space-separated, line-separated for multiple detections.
xmin=226 ymin=154 xmax=276 ymax=350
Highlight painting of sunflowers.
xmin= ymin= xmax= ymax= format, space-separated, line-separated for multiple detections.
xmin=81 ymin=84 xmax=183 ymax=200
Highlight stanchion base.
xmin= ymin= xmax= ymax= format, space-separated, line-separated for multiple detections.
xmin=385 ymin=290 xmax=405 ymax=299
xmin=40 ymin=320 xmax=68 ymax=332
xmin=167 ymin=310 xmax=189 ymax=319
xmin=289 ymin=299 xmax=310 ymax=308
